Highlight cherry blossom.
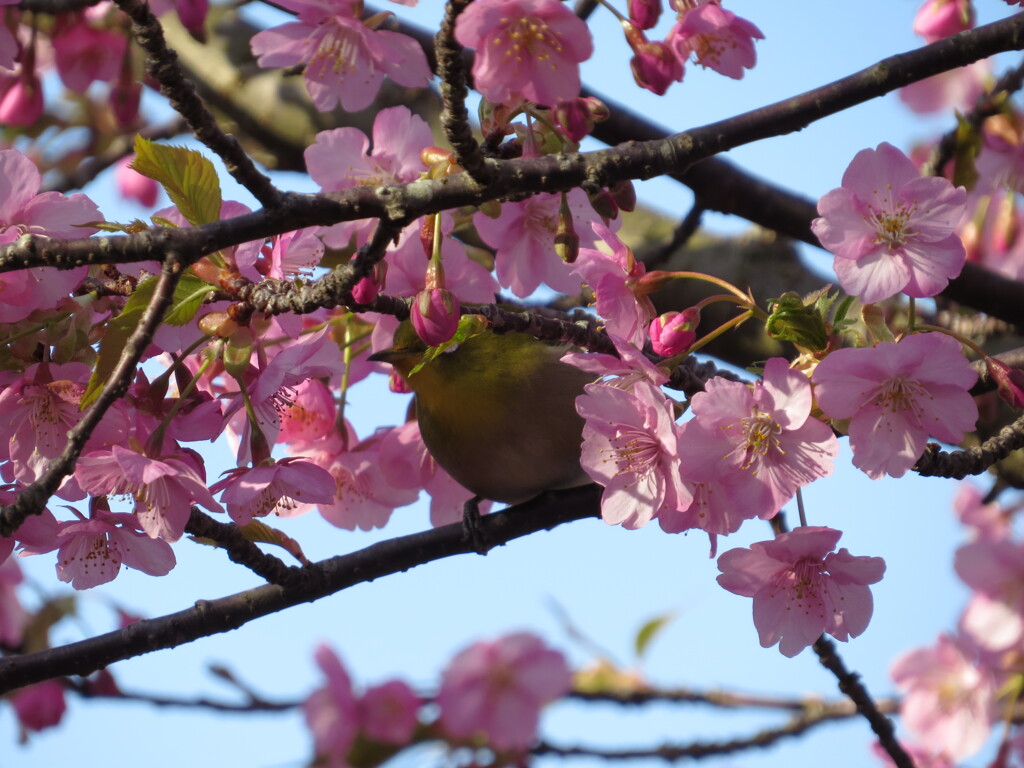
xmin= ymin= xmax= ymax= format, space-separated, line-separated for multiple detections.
xmin=51 ymin=18 xmax=126 ymax=93
xmin=250 ymin=0 xmax=430 ymax=113
xmin=10 ymin=679 xmax=66 ymax=733
xmin=812 ymin=332 xmax=978 ymax=479
xmin=890 ymin=633 xmax=997 ymax=760
xmin=686 ymin=358 xmax=838 ymax=519
xmin=811 ymin=142 xmax=967 ymax=304
xmin=304 ymin=645 xmax=360 ymax=765
xmin=74 ymin=445 xmax=223 ymax=542
xmin=717 ymin=526 xmax=886 ymax=657
xmin=649 ymin=309 xmax=699 ymax=356
xmin=20 ymin=507 xmax=176 ymax=589
xmin=668 ymin=1 xmax=763 ymax=80
xmin=912 ymin=0 xmax=973 ymax=43
xmin=0 ymin=558 xmax=28 ymax=646
xmin=359 ymin=680 xmax=420 ymax=745
xmin=577 ymin=380 xmax=690 ymax=529
xmin=454 ymin=0 xmax=593 ymax=108
xmin=210 ymin=458 xmax=337 ymax=525
xmin=437 ymin=632 xmax=571 ymax=752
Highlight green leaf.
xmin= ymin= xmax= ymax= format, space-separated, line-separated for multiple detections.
xmin=634 ymin=612 xmax=674 ymax=659
xmin=163 ymin=272 xmax=215 ymax=326
xmin=409 ymin=314 xmax=489 ymax=376
xmin=132 ymin=135 xmax=222 ymax=226
xmin=82 ymin=276 xmax=158 ymax=408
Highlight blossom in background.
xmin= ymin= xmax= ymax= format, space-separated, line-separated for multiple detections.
xmin=811 ymin=142 xmax=967 ymax=304
xmin=577 ymin=380 xmax=690 ymax=529
xmin=359 ymin=680 xmax=420 ymax=745
xmin=10 ymin=679 xmax=66 ymax=733
xmin=305 ymin=645 xmax=360 ymax=765
xmin=437 ymin=632 xmax=571 ymax=752
xmin=812 ymin=332 xmax=978 ymax=479
xmin=454 ymin=0 xmax=593 ymax=107
xmin=250 ymin=0 xmax=430 ymax=113
xmin=912 ymin=0 xmax=973 ymax=43
xmin=890 ymin=633 xmax=997 ymax=761
xmin=717 ymin=526 xmax=886 ymax=657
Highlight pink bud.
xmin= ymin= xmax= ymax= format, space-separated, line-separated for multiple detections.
xmin=0 ymin=72 xmax=43 ymax=126
xmin=177 ymin=0 xmax=210 ymax=40
xmin=913 ymin=0 xmax=973 ymax=43
xmin=649 ymin=308 xmax=699 ymax=356
xmin=351 ymin=259 xmax=387 ymax=305
xmin=11 ymin=680 xmax=66 ymax=732
xmin=986 ymin=357 xmax=1024 ymax=409
xmin=110 ymin=69 xmax=142 ymax=128
xmin=411 ymin=288 xmax=460 ymax=346
xmin=117 ymin=157 xmax=159 ymax=207
xmin=628 ymin=37 xmax=683 ymax=95
xmin=629 ymin=0 xmax=662 ymax=30
xmin=360 ymin=680 xmax=420 ymax=745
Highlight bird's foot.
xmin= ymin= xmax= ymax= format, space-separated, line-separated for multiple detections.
xmin=462 ymin=496 xmax=491 ymax=555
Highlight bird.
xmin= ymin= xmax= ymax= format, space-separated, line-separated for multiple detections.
xmin=368 ymin=321 xmax=596 ymax=505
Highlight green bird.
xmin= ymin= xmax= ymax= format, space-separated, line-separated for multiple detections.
xmin=369 ymin=322 xmax=596 ymax=504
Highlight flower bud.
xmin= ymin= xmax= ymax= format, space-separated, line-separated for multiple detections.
xmin=765 ymin=291 xmax=830 ymax=352
xmin=587 ymin=187 xmax=619 ymax=221
xmin=0 ymin=71 xmax=43 ymax=126
xmin=986 ymin=357 xmax=1024 ymax=409
xmin=351 ymin=258 xmax=387 ymax=305
xmin=610 ymin=179 xmax=637 ymax=213
xmin=649 ymin=308 xmax=699 ymax=356
xmin=178 ymin=0 xmax=210 ymax=41
xmin=554 ymin=194 xmax=579 ymax=264
xmin=116 ymin=157 xmax=159 ymax=207
xmin=198 ymin=311 xmax=239 ymax=338
xmin=623 ymin=22 xmax=683 ymax=95
xmin=412 ymin=288 xmax=460 ymax=346
xmin=913 ymin=0 xmax=973 ymax=43
xmin=629 ymin=0 xmax=662 ymax=30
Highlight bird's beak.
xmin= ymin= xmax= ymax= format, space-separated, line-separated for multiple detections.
xmin=367 ymin=348 xmax=400 ymax=363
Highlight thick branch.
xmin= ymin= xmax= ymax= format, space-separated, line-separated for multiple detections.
xmin=0 ymin=485 xmax=602 ymax=694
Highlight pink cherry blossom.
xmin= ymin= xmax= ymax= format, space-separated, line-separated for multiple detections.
xmin=573 ymin=223 xmax=657 ymax=347
xmin=278 ymin=378 xmax=338 ymax=444
xmin=359 ymin=680 xmax=420 ymax=745
xmin=211 ymin=458 xmax=337 ymax=525
xmin=437 ymin=632 xmax=571 ymax=752
xmin=627 ymin=34 xmax=683 ymax=95
xmin=812 ymin=332 xmax=978 ymax=479
xmin=577 ymin=380 xmax=691 ymax=529
xmin=899 ymin=60 xmax=988 ymax=115
xmin=0 ymin=558 xmax=29 ymax=646
xmin=411 ymin=287 xmax=460 ymax=346
xmin=668 ymin=1 xmax=763 ymax=80
xmin=687 ymin=358 xmax=838 ymax=519
xmin=954 ymin=533 xmax=1024 ymax=650
xmin=811 ymin=142 xmax=967 ymax=304
xmin=250 ymin=0 xmax=430 ymax=113
xmin=474 ymin=190 xmax=606 ymax=298
xmin=52 ymin=19 xmax=126 ymax=93
xmin=115 ymin=156 xmax=160 ymax=207
xmin=562 ymin=333 xmax=668 ymax=389
xmin=454 ymin=0 xmax=593 ymax=108
xmin=258 ymin=227 xmax=324 ymax=279
xmin=717 ymin=526 xmax=886 ymax=657
xmin=871 ymin=742 xmax=955 ymax=768
xmin=890 ymin=633 xmax=997 ymax=760
xmin=75 ymin=445 xmax=223 ymax=541
xmin=0 ymin=149 xmax=101 ymax=322
xmin=304 ymin=644 xmax=360 ymax=764
xmin=305 ymin=106 xmax=432 ymax=248
xmin=20 ymin=507 xmax=176 ymax=589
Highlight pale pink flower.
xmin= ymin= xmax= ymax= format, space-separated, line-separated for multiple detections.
xmin=0 ymin=362 xmax=128 ymax=494
xmin=75 ymin=445 xmax=223 ymax=541
xmin=717 ymin=526 xmax=886 ymax=657
xmin=359 ymin=680 xmax=420 ymax=745
xmin=0 ymin=150 xmax=101 ymax=322
xmin=890 ymin=633 xmax=997 ymax=760
xmin=278 ymin=378 xmax=337 ymax=444
xmin=52 ymin=20 xmax=126 ymax=93
xmin=211 ymin=458 xmax=336 ymax=525
xmin=562 ymin=333 xmax=668 ymax=389
xmin=454 ymin=0 xmax=593 ymax=107
xmin=812 ymin=332 xmax=978 ymax=479
xmin=573 ymin=223 xmax=656 ymax=347
xmin=305 ymin=645 xmax=359 ymax=765
xmin=305 ymin=106 xmax=432 ymax=248
xmin=250 ymin=0 xmax=430 ymax=113
xmin=474 ymin=190 xmax=605 ymax=298
xmin=953 ymin=482 xmax=1011 ymax=540
xmin=913 ymin=0 xmax=973 ymax=43
xmin=870 ymin=742 xmax=955 ymax=768
xmin=259 ymin=228 xmax=324 ymax=279
xmin=687 ymin=358 xmax=839 ymax=519
xmin=20 ymin=507 xmax=176 ymax=589
xmin=577 ymin=380 xmax=691 ymax=529
xmin=11 ymin=679 xmax=66 ymax=733
xmin=954 ymin=534 xmax=1024 ymax=650
xmin=668 ymin=1 xmax=763 ymax=80
xmin=811 ymin=142 xmax=967 ymax=304
xmin=437 ymin=632 xmax=571 ymax=752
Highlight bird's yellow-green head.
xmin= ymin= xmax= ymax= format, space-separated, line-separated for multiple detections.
xmin=369 ymin=321 xmax=595 ymax=504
